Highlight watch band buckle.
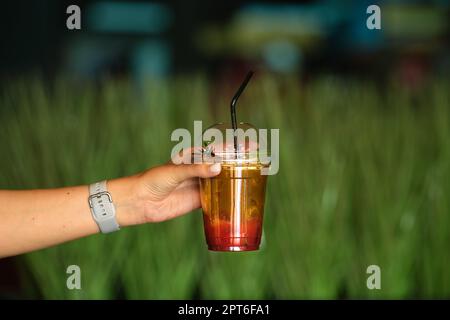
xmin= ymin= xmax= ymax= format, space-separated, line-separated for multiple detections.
xmin=88 ymin=191 xmax=113 ymax=208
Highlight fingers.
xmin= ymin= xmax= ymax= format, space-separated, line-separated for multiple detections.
xmin=170 ymin=146 xmax=200 ymax=164
xmin=158 ymin=184 xmax=202 ymax=221
xmin=168 ymin=163 xmax=221 ymax=185
xmin=175 ymin=178 xmax=199 ymax=190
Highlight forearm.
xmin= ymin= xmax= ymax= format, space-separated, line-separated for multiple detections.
xmin=0 ymin=162 xmax=217 ymax=258
xmin=0 ymin=176 xmax=139 ymax=258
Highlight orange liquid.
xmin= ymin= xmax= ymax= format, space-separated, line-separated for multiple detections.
xmin=200 ymin=163 xmax=268 ymax=251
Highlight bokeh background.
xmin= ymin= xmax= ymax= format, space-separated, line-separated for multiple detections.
xmin=0 ymin=0 xmax=449 ymax=299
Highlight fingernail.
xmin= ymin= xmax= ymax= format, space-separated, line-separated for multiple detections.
xmin=210 ymin=163 xmax=221 ymax=174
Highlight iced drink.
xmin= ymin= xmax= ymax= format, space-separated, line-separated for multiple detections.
xmin=200 ymin=161 xmax=268 ymax=251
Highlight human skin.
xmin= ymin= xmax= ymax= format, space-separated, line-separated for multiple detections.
xmin=0 ymin=162 xmax=221 ymax=258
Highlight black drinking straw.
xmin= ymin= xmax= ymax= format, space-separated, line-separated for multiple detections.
xmin=230 ymin=71 xmax=254 ymax=152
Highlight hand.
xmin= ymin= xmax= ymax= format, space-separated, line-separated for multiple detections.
xmin=0 ymin=155 xmax=221 ymax=257
xmin=109 ymin=162 xmax=222 ymax=226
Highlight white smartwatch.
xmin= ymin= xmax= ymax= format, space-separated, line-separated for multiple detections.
xmin=88 ymin=180 xmax=120 ymax=233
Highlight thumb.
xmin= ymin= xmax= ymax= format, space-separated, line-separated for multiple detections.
xmin=168 ymin=163 xmax=222 ymax=185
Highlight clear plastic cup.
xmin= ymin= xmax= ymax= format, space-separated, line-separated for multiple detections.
xmin=199 ymin=123 xmax=269 ymax=251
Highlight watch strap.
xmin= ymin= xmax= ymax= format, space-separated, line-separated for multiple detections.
xmin=88 ymin=180 xmax=120 ymax=233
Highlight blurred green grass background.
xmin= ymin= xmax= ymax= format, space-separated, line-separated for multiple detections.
xmin=0 ymin=75 xmax=449 ymax=299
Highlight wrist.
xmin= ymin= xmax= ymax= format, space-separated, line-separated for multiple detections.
xmin=107 ymin=175 xmax=146 ymax=227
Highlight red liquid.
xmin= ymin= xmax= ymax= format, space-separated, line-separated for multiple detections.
xmin=203 ymin=217 xmax=263 ymax=251
xmin=200 ymin=163 xmax=267 ymax=252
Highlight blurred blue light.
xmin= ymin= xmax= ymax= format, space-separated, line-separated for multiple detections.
xmin=240 ymin=2 xmax=344 ymax=30
xmin=131 ymin=40 xmax=171 ymax=80
xmin=87 ymin=2 xmax=172 ymax=34
xmin=263 ymin=41 xmax=301 ymax=73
